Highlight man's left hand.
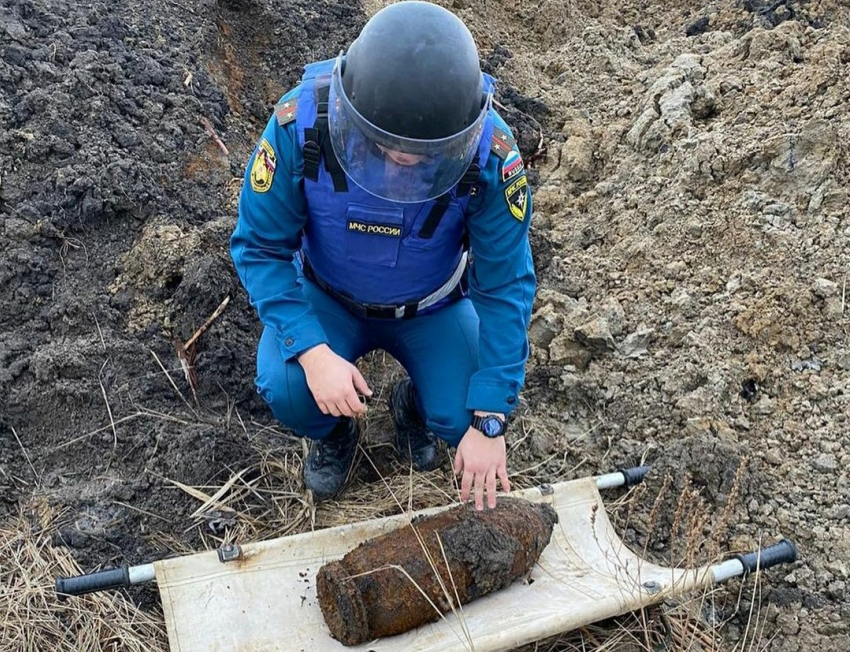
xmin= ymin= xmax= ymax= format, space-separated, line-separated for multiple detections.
xmin=453 ymin=416 xmax=510 ymax=511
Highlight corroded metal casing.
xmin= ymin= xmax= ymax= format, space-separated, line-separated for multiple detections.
xmin=317 ymin=497 xmax=558 ymax=646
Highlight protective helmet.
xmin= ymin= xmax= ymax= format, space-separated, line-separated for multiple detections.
xmin=328 ymin=1 xmax=491 ymax=202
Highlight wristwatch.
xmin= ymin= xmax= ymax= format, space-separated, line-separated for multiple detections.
xmin=471 ymin=414 xmax=507 ymax=438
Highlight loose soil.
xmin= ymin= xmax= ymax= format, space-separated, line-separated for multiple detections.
xmin=1 ymin=0 xmax=848 ymax=650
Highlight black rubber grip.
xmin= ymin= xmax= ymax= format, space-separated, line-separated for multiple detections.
xmin=734 ymin=539 xmax=798 ymax=575
xmin=617 ymin=465 xmax=651 ymax=487
xmin=55 ymin=566 xmax=131 ymax=597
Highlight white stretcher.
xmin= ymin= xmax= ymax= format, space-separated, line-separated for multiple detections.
xmin=56 ymin=469 xmax=796 ymax=652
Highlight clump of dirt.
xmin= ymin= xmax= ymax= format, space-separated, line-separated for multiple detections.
xmin=466 ymin=1 xmax=849 ymax=649
xmin=0 ymin=0 xmax=365 ymax=587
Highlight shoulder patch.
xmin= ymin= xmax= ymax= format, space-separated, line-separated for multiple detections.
xmin=491 ymin=126 xmax=517 ymax=160
xmin=250 ymin=138 xmax=277 ymax=193
xmin=504 ymin=175 xmax=528 ymax=222
xmin=501 ymin=149 xmax=525 ymax=183
xmin=274 ymin=99 xmax=297 ymax=126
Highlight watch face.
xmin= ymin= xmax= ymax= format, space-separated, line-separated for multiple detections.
xmin=483 ymin=417 xmax=503 ymax=437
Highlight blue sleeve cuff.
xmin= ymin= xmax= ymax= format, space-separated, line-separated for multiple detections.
xmin=274 ymin=321 xmax=329 ymax=361
xmin=466 ymin=380 xmax=520 ymax=415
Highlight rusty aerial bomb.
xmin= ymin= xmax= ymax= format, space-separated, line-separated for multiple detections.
xmin=317 ymin=497 xmax=558 ymax=646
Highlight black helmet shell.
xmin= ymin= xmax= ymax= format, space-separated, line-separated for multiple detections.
xmin=342 ymin=1 xmax=483 ymax=140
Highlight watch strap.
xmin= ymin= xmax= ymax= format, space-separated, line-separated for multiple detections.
xmin=471 ymin=414 xmax=507 ymax=438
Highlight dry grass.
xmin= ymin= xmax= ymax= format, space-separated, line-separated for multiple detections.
xmin=512 ymin=603 xmax=722 ymax=652
xmin=158 ymin=436 xmax=461 ymax=552
xmin=0 ymin=501 xmax=168 ymax=652
xmin=5 ymin=350 xmax=760 ymax=652
xmin=154 ymin=428 xmax=753 ymax=652
xmin=2 ymin=435 xmax=759 ymax=652
xmin=152 ymin=351 xmax=466 ymax=546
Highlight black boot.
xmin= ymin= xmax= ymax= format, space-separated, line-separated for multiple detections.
xmin=304 ymin=418 xmax=359 ymax=500
xmin=389 ymin=378 xmax=439 ymax=472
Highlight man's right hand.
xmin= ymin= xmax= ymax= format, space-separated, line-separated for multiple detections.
xmin=298 ymin=344 xmax=373 ymax=417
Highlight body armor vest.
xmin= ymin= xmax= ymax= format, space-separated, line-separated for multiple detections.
xmin=294 ymin=59 xmax=495 ymax=307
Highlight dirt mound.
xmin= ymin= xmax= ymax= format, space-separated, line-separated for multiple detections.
xmin=491 ymin=1 xmax=850 ymax=649
xmin=2 ymin=0 xmax=849 ymax=650
xmin=0 ymin=0 xmax=364 ymax=601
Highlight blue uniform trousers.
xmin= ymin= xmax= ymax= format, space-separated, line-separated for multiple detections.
xmin=255 ymin=274 xmax=479 ymax=448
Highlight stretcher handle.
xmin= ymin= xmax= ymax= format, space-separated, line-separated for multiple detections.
xmin=616 ymin=465 xmax=651 ymax=487
xmin=734 ymin=539 xmax=798 ymax=575
xmin=56 ymin=566 xmax=130 ymax=597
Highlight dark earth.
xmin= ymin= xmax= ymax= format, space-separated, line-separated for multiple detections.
xmin=2 ymin=0 xmax=848 ymax=650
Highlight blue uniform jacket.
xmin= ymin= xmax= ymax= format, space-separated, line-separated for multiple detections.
xmin=231 ymin=87 xmax=536 ymax=416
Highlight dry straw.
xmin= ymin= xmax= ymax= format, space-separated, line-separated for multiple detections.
xmin=3 ymin=442 xmax=758 ymax=652
xmin=160 ymin=436 xmax=750 ymax=652
xmin=0 ymin=501 xmax=168 ymax=652
xmin=6 ymin=348 xmax=761 ymax=651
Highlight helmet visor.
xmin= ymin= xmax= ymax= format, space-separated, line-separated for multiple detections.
xmin=328 ymin=55 xmax=490 ymax=203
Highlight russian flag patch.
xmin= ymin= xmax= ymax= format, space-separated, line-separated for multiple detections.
xmin=501 ymin=149 xmax=525 ymax=183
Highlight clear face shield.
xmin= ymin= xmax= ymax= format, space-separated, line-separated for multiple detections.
xmin=327 ymin=54 xmax=492 ymax=203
